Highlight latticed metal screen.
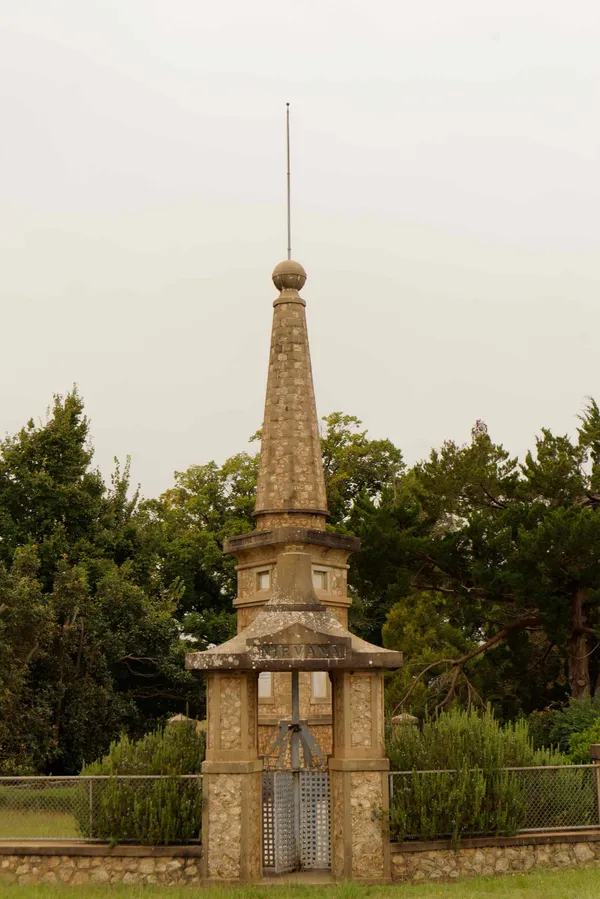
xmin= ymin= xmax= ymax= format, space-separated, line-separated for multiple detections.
xmin=262 ymin=772 xmax=276 ymax=868
xmin=274 ymin=772 xmax=296 ymax=873
xmin=299 ymin=770 xmax=331 ymax=869
xmin=262 ymin=770 xmax=331 ymax=872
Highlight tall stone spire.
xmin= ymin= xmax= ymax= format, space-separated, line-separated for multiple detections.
xmin=253 ymin=259 xmax=329 ymax=531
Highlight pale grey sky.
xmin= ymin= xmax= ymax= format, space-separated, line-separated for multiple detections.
xmin=1 ymin=0 xmax=599 ymax=497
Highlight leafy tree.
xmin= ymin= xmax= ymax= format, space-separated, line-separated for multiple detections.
xmin=383 ymin=590 xmax=476 ymax=716
xmin=138 ymin=452 xmax=259 ymax=650
xmin=320 ymin=413 xmax=404 ymax=527
xmin=0 ymin=391 xmax=194 ymax=774
xmin=381 ymin=401 xmax=600 ymax=713
xmin=0 ymin=547 xmax=54 ymax=774
xmin=567 ymin=718 xmax=600 ymax=763
xmin=528 ymin=698 xmax=600 ymax=753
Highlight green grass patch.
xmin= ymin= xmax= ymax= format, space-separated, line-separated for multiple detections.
xmin=2 ymin=869 xmax=600 ymax=898
xmin=0 ymin=786 xmax=83 ymax=814
xmin=0 ymin=810 xmax=80 ymax=840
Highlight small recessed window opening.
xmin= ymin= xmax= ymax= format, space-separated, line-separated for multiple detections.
xmin=257 ymin=570 xmax=271 ymax=591
xmin=258 ymin=671 xmax=273 ymax=699
xmin=313 ymin=569 xmax=328 ymax=591
xmin=312 ymin=671 xmax=329 ymax=700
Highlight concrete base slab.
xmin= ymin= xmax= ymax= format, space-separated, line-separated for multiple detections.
xmin=262 ymin=870 xmax=335 ymax=884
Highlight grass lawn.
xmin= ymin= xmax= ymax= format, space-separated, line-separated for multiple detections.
xmin=1 ymin=869 xmax=600 ymax=898
xmin=0 ymin=811 xmax=79 ymax=840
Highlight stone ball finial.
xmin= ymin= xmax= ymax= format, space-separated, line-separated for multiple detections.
xmin=272 ymin=259 xmax=307 ymax=293
xmin=391 ymin=713 xmax=419 ymax=727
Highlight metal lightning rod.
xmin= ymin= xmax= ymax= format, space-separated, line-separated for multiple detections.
xmin=286 ymin=103 xmax=291 ymax=261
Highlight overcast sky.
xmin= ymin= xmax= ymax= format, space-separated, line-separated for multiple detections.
xmin=1 ymin=0 xmax=599 ymax=497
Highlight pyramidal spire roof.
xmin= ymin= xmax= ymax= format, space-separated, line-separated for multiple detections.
xmin=253 ymin=260 xmax=329 ymax=530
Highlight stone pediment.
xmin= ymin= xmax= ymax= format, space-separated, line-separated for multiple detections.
xmin=248 ymin=621 xmax=351 ymax=648
xmin=185 ymin=552 xmax=403 ymax=674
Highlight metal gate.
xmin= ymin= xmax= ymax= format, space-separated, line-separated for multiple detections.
xmin=299 ymin=769 xmax=331 ymax=869
xmin=262 ymin=770 xmax=331 ymax=872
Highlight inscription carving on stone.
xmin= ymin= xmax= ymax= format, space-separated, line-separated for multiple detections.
xmin=255 ymin=643 xmax=347 ymax=661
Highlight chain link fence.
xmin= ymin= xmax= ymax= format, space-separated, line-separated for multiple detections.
xmin=0 ymin=776 xmax=202 ymax=843
xmin=389 ymin=765 xmax=600 ymax=843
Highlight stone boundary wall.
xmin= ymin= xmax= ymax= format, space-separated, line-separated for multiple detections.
xmin=391 ymin=830 xmax=600 ymax=883
xmin=0 ymin=844 xmax=202 ymax=886
xmin=3 ymin=832 xmax=600 ymax=885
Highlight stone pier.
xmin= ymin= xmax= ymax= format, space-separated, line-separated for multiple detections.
xmin=201 ymin=672 xmax=262 ymax=880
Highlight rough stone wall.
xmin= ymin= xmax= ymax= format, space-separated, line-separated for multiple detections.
xmin=4 ymin=837 xmax=600 ymax=886
xmin=391 ymin=839 xmax=600 ymax=883
xmin=206 ymin=678 xmax=214 ymax=752
xmin=206 ymin=775 xmax=242 ymax=878
xmin=309 ymin=723 xmax=333 ymax=757
xmin=246 ymin=675 xmax=257 ymax=750
xmin=350 ymin=771 xmax=386 ymax=880
xmin=219 ymin=678 xmax=242 ymax=751
xmin=330 ymin=771 xmax=346 ymax=879
xmin=245 ymin=773 xmax=263 ymax=882
xmin=332 ymin=672 xmax=346 ymax=750
xmin=350 ymin=676 xmax=373 ymax=749
xmin=0 ymin=855 xmax=201 ymax=886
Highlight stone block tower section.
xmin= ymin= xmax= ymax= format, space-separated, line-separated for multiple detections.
xmin=224 ymin=259 xmax=360 ymax=757
xmin=187 ymin=257 xmax=402 ymax=882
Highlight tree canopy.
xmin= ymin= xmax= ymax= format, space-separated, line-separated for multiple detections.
xmin=0 ymin=392 xmax=193 ymax=774
xmin=3 ymin=388 xmax=600 ymax=773
xmin=380 ymin=403 xmax=600 ymax=716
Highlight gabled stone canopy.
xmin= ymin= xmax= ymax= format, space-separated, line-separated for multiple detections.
xmin=185 ymin=552 xmax=403 ymax=673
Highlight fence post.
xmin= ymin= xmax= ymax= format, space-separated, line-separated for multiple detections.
xmin=591 ymin=745 xmax=600 ymax=825
xmin=89 ymin=779 xmax=94 ymax=837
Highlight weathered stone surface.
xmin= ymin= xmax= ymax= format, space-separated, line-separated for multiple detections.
xmin=206 ymin=774 xmax=242 ymax=879
xmin=0 ymin=853 xmax=202 ymax=886
xmin=219 ymin=677 xmax=242 ymax=750
xmin=574 ymin=842 xmax=596 ymax=862
xmin=254 ymin=275 xmax=329 ymax=526
xmin=350 ymin=676 xmax=373 ymax=748
xmin=350 ymin=771 xmax=385 ymax=880
xmin=391 ymin=839 xmax=600 ymax=883
xmin=330 ymin=771 xmax=346 ymax=879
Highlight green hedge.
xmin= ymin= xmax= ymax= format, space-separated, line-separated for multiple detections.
xmin=77 ymin=776 xmax=202 ymax=845
xmin=390 ymin=766 xmax=525 ymax=846
xmin=78 ymin=721 xmax=205 ymax=845
xmin=387 ymin=709 xmax=568 ymax=846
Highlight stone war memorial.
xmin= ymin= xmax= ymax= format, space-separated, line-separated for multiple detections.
xmin=186 ymin=258 xmax=403 ymax=881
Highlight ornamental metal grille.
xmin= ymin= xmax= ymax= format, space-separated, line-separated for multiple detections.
xmin=262 ymin=771 xmax=331 ymax=872
xmin=299 ymin=770 xmax=331 ymax=869
xmin=274 ymin=772 xmax=296 ymax=873
xmin=262 ymin=772 xmax=275 ymax=868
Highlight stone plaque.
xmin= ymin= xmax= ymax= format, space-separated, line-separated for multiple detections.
xmin=255 ymin=643 xmax=347 ymax=661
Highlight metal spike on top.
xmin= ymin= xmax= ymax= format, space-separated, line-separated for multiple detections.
xmin=286 ymin=103 xmax=291 ymax=261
